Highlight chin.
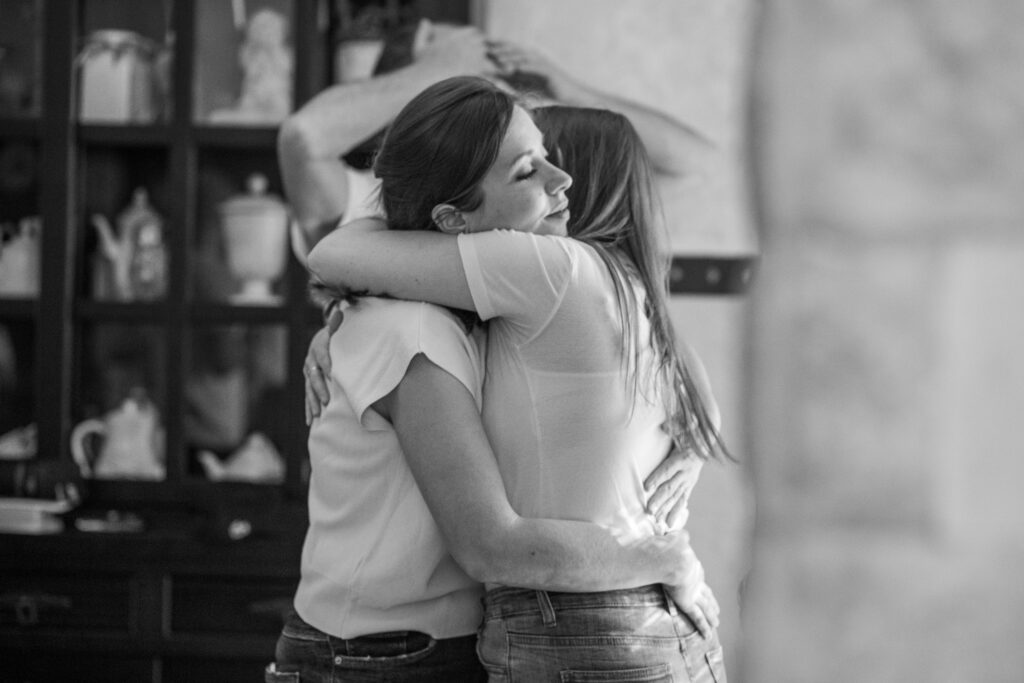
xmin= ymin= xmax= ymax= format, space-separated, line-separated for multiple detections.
xmin=538 ymin=221 xmax=569 ymax=237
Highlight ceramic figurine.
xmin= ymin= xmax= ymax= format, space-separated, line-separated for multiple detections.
xmin=210 ymin=9 xmax=293 ymax=124
xmin=198 ymin=432 xmax=285 ymax=484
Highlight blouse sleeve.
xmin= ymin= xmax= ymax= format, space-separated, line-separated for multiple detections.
xmin=331 ymin=300 xmax=483 ymax=430
xmin=457 ymin=230 xmax=576 ymax=343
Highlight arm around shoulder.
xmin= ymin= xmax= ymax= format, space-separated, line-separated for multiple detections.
xmin=306 ymin=226 xmax=477 ymax=311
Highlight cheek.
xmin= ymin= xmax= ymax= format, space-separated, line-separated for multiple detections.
xmin=473 ymin=182 xmax=549 ymax=232
xmin=496 ymin=187 xmax=546 ymax=223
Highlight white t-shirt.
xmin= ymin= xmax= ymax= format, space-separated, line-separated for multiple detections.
xmin=342 ymin=166 xmax=380 ymax=223
xmin=458 ymin=230 xmax=674 ymax=543
xmin=294 ymin=298 xmax=486 ymax=639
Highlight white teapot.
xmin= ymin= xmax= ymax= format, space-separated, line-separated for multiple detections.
xmin=71 ymin=389 xmax=165 ymax=480
xmin=91 ymin=188 xmax=165 ymax=301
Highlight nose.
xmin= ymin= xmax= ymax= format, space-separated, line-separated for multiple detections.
xmin=542 ymin=159 xmax=572 ymax=195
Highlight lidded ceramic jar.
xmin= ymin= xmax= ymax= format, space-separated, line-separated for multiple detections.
xmin=218 ymin=173 xmax=289 ymax=304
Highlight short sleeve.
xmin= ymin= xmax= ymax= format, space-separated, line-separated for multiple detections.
xmin=342 ymin=167 xmax=382 ymax=223
xmin=330 ymin=300 xmax=483 ymax=429
xmin=457 ymin=230 xmax=575 ymax=343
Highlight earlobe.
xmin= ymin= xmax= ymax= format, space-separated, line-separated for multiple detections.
xmin=431 ymin=204 xmax=467 ymax=234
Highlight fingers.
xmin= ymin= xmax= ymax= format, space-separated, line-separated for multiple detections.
xmin=325 ymin=306 xmax=344 ymax=335
xmin=680 ymin=601 xmax=713 ymax=640
xmin=697 ymin=583 xmax=721 ymax=630
xmin=304 ymin=379 xmax=318 ymax=425
xmin=311 ymin=368 xmax=330 ymax=405
xmin=708 ymin=596 xmax=720 ymax=627
xmin=485 ymin=41 xmax=531 ymax=74
xmin=310 ymin=327 xmax=334 ymax=377
xmin=693 ymin=609 xmax=713 ymax=640
xmin=654 ymin=477 xmax=691 ymax=526
xmin=664 ymin=491 xmax=692 ymax=528
xmin=646 ymin=469 xmax=684 ymax=517
xmin=644 ymin=446 xmax=685 ymax=491
xmin=304 ymin=364 xmax=327 ymax=425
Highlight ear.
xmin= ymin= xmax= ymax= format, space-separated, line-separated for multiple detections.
xmin=431 ymin=204 xmax=468 ymax=234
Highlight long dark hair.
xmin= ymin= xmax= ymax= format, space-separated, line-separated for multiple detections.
xmin=533 ymin=106 xmax=731 ymax=462
xmin=373 ymin=76 xmax=515 ymax=231
xmin=312 ymin=76 xmax=514 ymax=329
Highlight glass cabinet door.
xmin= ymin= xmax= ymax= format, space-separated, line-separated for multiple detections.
xmin=186 ymin=323 xmax=287 ymax=484
xmin=0 ymin=0 xmax=42 ymax=118
xmin=193 ymin=0 xmax=295 ymax=125
xmin=77 ymin=0 xmax=174 ymax=124
xmin=0 ymin=0 xmax=41 ymax=490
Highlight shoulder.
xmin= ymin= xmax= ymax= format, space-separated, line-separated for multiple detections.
xmin=334 ymin=299 xmax=472 ymax=353
xmin=459 ymin=230 xmax=584 ymax=265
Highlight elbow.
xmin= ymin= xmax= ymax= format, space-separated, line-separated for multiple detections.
xmin=449 ymin=539 xmax=506 ymax=584
xmin=277 ymin=115 xmax=317 ymax=167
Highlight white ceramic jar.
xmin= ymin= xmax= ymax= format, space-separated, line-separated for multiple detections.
xmin=218 ymin=174 xmax=289 ymax=304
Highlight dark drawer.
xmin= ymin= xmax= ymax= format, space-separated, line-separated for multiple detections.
xmin=0 ymin=573 xmax=132 ymax=632
xmin=170 ymin=575 xmax=295 ymax=635
xmin=164 ymin=656 xmax=272 ymax=683
xmin=0 ymin=649 xmax=154 ymax=682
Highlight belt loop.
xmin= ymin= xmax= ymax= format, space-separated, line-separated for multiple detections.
xmin=536 ymin=590 xmax=557 ymax=628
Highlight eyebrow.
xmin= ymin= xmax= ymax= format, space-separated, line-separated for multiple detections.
xmin=507 ymin=145 xmax=548 ymax=172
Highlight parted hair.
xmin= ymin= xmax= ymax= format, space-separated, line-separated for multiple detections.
xmin=373 ymin=76 xmax=515 ymax=232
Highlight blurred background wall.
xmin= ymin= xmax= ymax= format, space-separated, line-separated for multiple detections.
xmin=745 ymin=1 xmax=1024 ymax=681
xmin=485 ymin=1 xmax=1024 ymax=681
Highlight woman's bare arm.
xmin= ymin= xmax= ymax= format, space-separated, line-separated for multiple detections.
xmin=307 ymin=221 xmax=476 ymax=311
xmin=380 ymin=354 xmax=692 ymax=591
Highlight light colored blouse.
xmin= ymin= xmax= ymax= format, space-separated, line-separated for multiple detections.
xmin=294 ymin=298 xmax=486 ymax=638
xmin=458 ymin=230 xmax=674 ymax=544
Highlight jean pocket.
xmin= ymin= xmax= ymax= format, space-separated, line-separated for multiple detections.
xmin=332 ymin=637 xmax=438 ymax=668
xmin=704 ymin=646 xmax=727 ymax=683
xmin=264 ymin=662 xmax=301 ymax=682
xmin=559 ymin=663 xmax=672 ymax=682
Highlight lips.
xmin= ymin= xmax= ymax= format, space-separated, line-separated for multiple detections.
xmin=548 ymin=201 xmax=569 ymax=218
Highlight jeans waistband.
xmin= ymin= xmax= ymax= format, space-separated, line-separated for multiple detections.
xmin=483 ymin=584 xmax=671 ymax=619
xmin=282 ymin=611 xmax=437 ymax=657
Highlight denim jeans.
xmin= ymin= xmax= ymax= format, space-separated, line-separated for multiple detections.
xmin=476 ymin=584 xmax=727 ymax=683
xmin=266 ymin=610 xmax=486 ymax=682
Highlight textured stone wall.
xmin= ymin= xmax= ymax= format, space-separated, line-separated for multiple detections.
xmin=745 ymin=1 xmax=1024 ymax=681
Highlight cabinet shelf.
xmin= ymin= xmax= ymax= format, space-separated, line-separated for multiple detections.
xmin=190 ymin=302 xmax=322 ymax=326
xmin=0 ymin=299 xmax=36 ymax=318
xmin=0 ymin=117 xmax=41 ymax=140
xmin=78 ymin=124 xmax=172 ymax=147
xmin=75 ymin=299 xmax=169 ymax=323
xmin=193 ymin=125 xmax=279 ymax=150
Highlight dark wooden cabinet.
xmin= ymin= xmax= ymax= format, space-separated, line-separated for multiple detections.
xmin=0 ymin=507 xmax=306 ymax=681
xmin=0 ymin=0 xmax=463 ymax=679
